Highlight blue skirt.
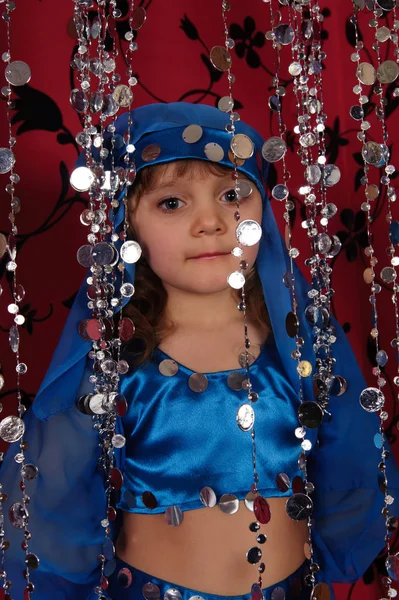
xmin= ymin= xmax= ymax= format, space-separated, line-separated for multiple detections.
xmin=104 ymin=555 xmax=328 ymax=599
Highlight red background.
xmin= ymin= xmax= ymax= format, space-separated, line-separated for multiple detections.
xmin=1 ymin=1 xmax=399 ymax=598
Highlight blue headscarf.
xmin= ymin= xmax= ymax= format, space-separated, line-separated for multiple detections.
xmin=32 ymin=101 xmax=321 ymax=421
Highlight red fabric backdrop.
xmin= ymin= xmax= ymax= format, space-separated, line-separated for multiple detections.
xmin=1 ymin=1 xmax=399 ymax=598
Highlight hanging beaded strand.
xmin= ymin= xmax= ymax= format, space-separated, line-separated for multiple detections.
xmin=350 ymin=2 xmax=399 ymax=595
xmin=69 ymin=1 xmax=145 ymax=598
xmin=263 ymin=2 xmax=319 ymax=595
xmin=210 ymin=0 xmax=271 ymax=592
xmin=263 ymin=1 xmax=347 ymax=597
xmin=0 ymin=1 xmax=41 ymax=597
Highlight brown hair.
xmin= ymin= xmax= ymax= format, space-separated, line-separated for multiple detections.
xmin=121 ymin=159 xmax=272 ymax=367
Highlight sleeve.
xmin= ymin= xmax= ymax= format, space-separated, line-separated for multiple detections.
xmin=0 ymin=372 xmax=123 ymax=600
xmin=307 ymin=329 xmax=399 ymax=584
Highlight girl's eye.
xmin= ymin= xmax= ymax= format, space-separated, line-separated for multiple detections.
xmin=222 ymin=189 xmax=238 ymax=204
xmin=157 ymin=197 xmax=185 ymax=212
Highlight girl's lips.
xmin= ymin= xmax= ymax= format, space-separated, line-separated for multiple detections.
xmin=190 ymin=253 xmax=230 ymax=259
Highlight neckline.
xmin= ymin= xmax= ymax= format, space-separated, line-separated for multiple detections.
xmin=155 ymin=339 xmax=273 ymax=376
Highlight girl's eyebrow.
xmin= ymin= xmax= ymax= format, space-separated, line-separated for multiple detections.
xmin=150 ymin=173 xmax=238 ymax=192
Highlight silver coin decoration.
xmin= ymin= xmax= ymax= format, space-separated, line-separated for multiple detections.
xmin=120 ymin=240 xmax=142 ymax=263
xmin=228 ymin=271 xmax=246 ymax=289
xmin=77 ymin=245 xmax=94 ymax=268
xmin=262 ymin=137 xmax=287 ymax=163
xmin=286 ymin=493 xmax=313 ymax=521
xmin=305 ymin=164 xmax=322 ymax=185
xmin=269 ymin=95 xmax=281 ymax=113
xmin=210 ymin=46 xmax=232 ymax=71
xmin=381 ymin=266 xmax=397 ymax=283
xmin=325 ymin=235 xmax=342 ymax=258
xmin=299 ymin=132 xmax=316 ymax=148
xmin=165 ymin=506 xmax=183 ymax=526
xmin=316 ymin=233 xmax=332 ymax=254
xmin=112 ymin=434 xmax=126 ymax=449
xmin=218 ymin=493 xmax=240 ymax=514
xmin=25 ymin=553 xmax=40 ymax=571
xmin=361 ymin=141 xmax=387 ymax=167
xmin=230 ymin=134 xmax=254 ymax=160
xmin=90 ymin=91 xmax=104 ymax=113
xmin=142 ymin=582 xmax=161 ymax=600
xmin=289 ymin=61 xmax=302 ymax=76
xmin=0 ymin=415 xmax=25 ymax=443
xmin=120 ymin=283 xmax=135 ymax=298
xmin=356 ymin=62 xmax=377 ymax=86
xmin=182 ymin=125 xmax=203 ymax=144
xmin=103 ymin=94 xmax=119 ymax=117
xmin=188 ymin=597 xmax=205 ymax=600
xmin=117 ymin=567 xmax=133 ymax=588
xmin=376 ymin=350 xmax=388 ymax=367
xmin=238 ymin=349 xmax=256 ymax=368
xmin=360 ymin=387 xmax=385 ymax=412
xmin=244 ymin=491 xmax=258 ymax=511
xmin=5 ymin=60 xmax=31 ymax=86
xmin=236 ymin=180 xmax=253 ymax=198
xmin=159 ymin=359 xmax=179 ymax=377
xmin=89 ymin=393 xmax=108 ymax=415
xmin=323 ymin=165 xmax=341 ymax=187
xmin=188 ymin=373 xmax=208 ymax=392
xmin=236 ymin=219 xmax=262 ymax=247
xmin=272 ymin=184 xmax=289 ymax=201
xmin=70 ymin=166 xmax=95 ymax=192
xmin=377 ymin=60 xmax=399 ymax=84
xmin=164 ymin=589 xmax=183 ymax=600
xmin=376 ymin=0 xmax=395 ymax=8
xmin=375 ymin=26 xmax=391 ymax=43
xmin=142 ymin=144 xmax=161 ymax=162
xmin=9 ymin=502 xmax=29 ymax=529
xmin=236 ymin=404 xmax=255 ymax=432
xmin=218 ymin=96 xmax=234 ymax=112
xmin=103 ymin=537 xmax=115 ymax=560
xmin=9 ymin=325 xmax=19 ymax=353
xmin=92 ymin=242 xmax=114 ymax=266
xmin=0 ymin=148 xmax=15 ymax=174
xmin=70 ymin=89 xmax=89 ymax=113
xmin=131 ymin=6 xmax=147 ymax=29
xmin=276 ymin=473 xmax=291 ymax=493
xmin=200 ymin=486 xmax=217 ymax=508
xmin=350 ymin=105 xmax=364 ymax=121
xmin=21 ymin=464 xmax=39 ymax=480
xmin=274 ymin=24 xmax=295 ymax=45
xmin=204 ymin=142 xmax=224 ymax=162
xmin=227 ymin=371 xmax=246 ymax=391
xmin=270 ymin=588 xmax=285 ymax=600
xmin=113 ymin=84 xmax=133 ymax=107
xmin=386 ymin=554 xmax=399 ymax=581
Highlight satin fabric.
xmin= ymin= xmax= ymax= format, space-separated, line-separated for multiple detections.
xmin=1 ymin=103 xmax=399 ymax=599
xmin=117 ymin=339 xmax=304 ymax=513
xmin=105 ymin=555 xmax=315 ymax=600
xmin=1 ymin=337 xmax=397 ymax=598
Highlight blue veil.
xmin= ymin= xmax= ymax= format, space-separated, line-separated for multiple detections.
xmin=1 ymin=102 xmax=399 ymax=599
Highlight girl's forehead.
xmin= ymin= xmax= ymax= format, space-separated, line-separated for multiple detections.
xmin=150 ymin=160 xmax=253 ymax=186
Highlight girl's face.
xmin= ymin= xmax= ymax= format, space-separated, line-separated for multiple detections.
xmin=128 ymin=162 xmax=263 ymax=296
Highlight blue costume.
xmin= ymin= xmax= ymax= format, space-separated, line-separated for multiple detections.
xmin=1 ymin=102 xmax=399 ymax=599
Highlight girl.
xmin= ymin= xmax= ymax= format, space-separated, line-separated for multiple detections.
xmin=1 ymin=102 xmax=398 ymax=600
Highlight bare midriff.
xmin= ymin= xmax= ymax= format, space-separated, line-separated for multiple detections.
xmin=116 ymin=498 xmax=308 ymax=595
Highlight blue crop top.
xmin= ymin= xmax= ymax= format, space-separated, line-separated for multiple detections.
xmin=117 ymin=338 xmax=303 ymax=514
xmin=1 ymin=336 xmax=399 ymax=598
